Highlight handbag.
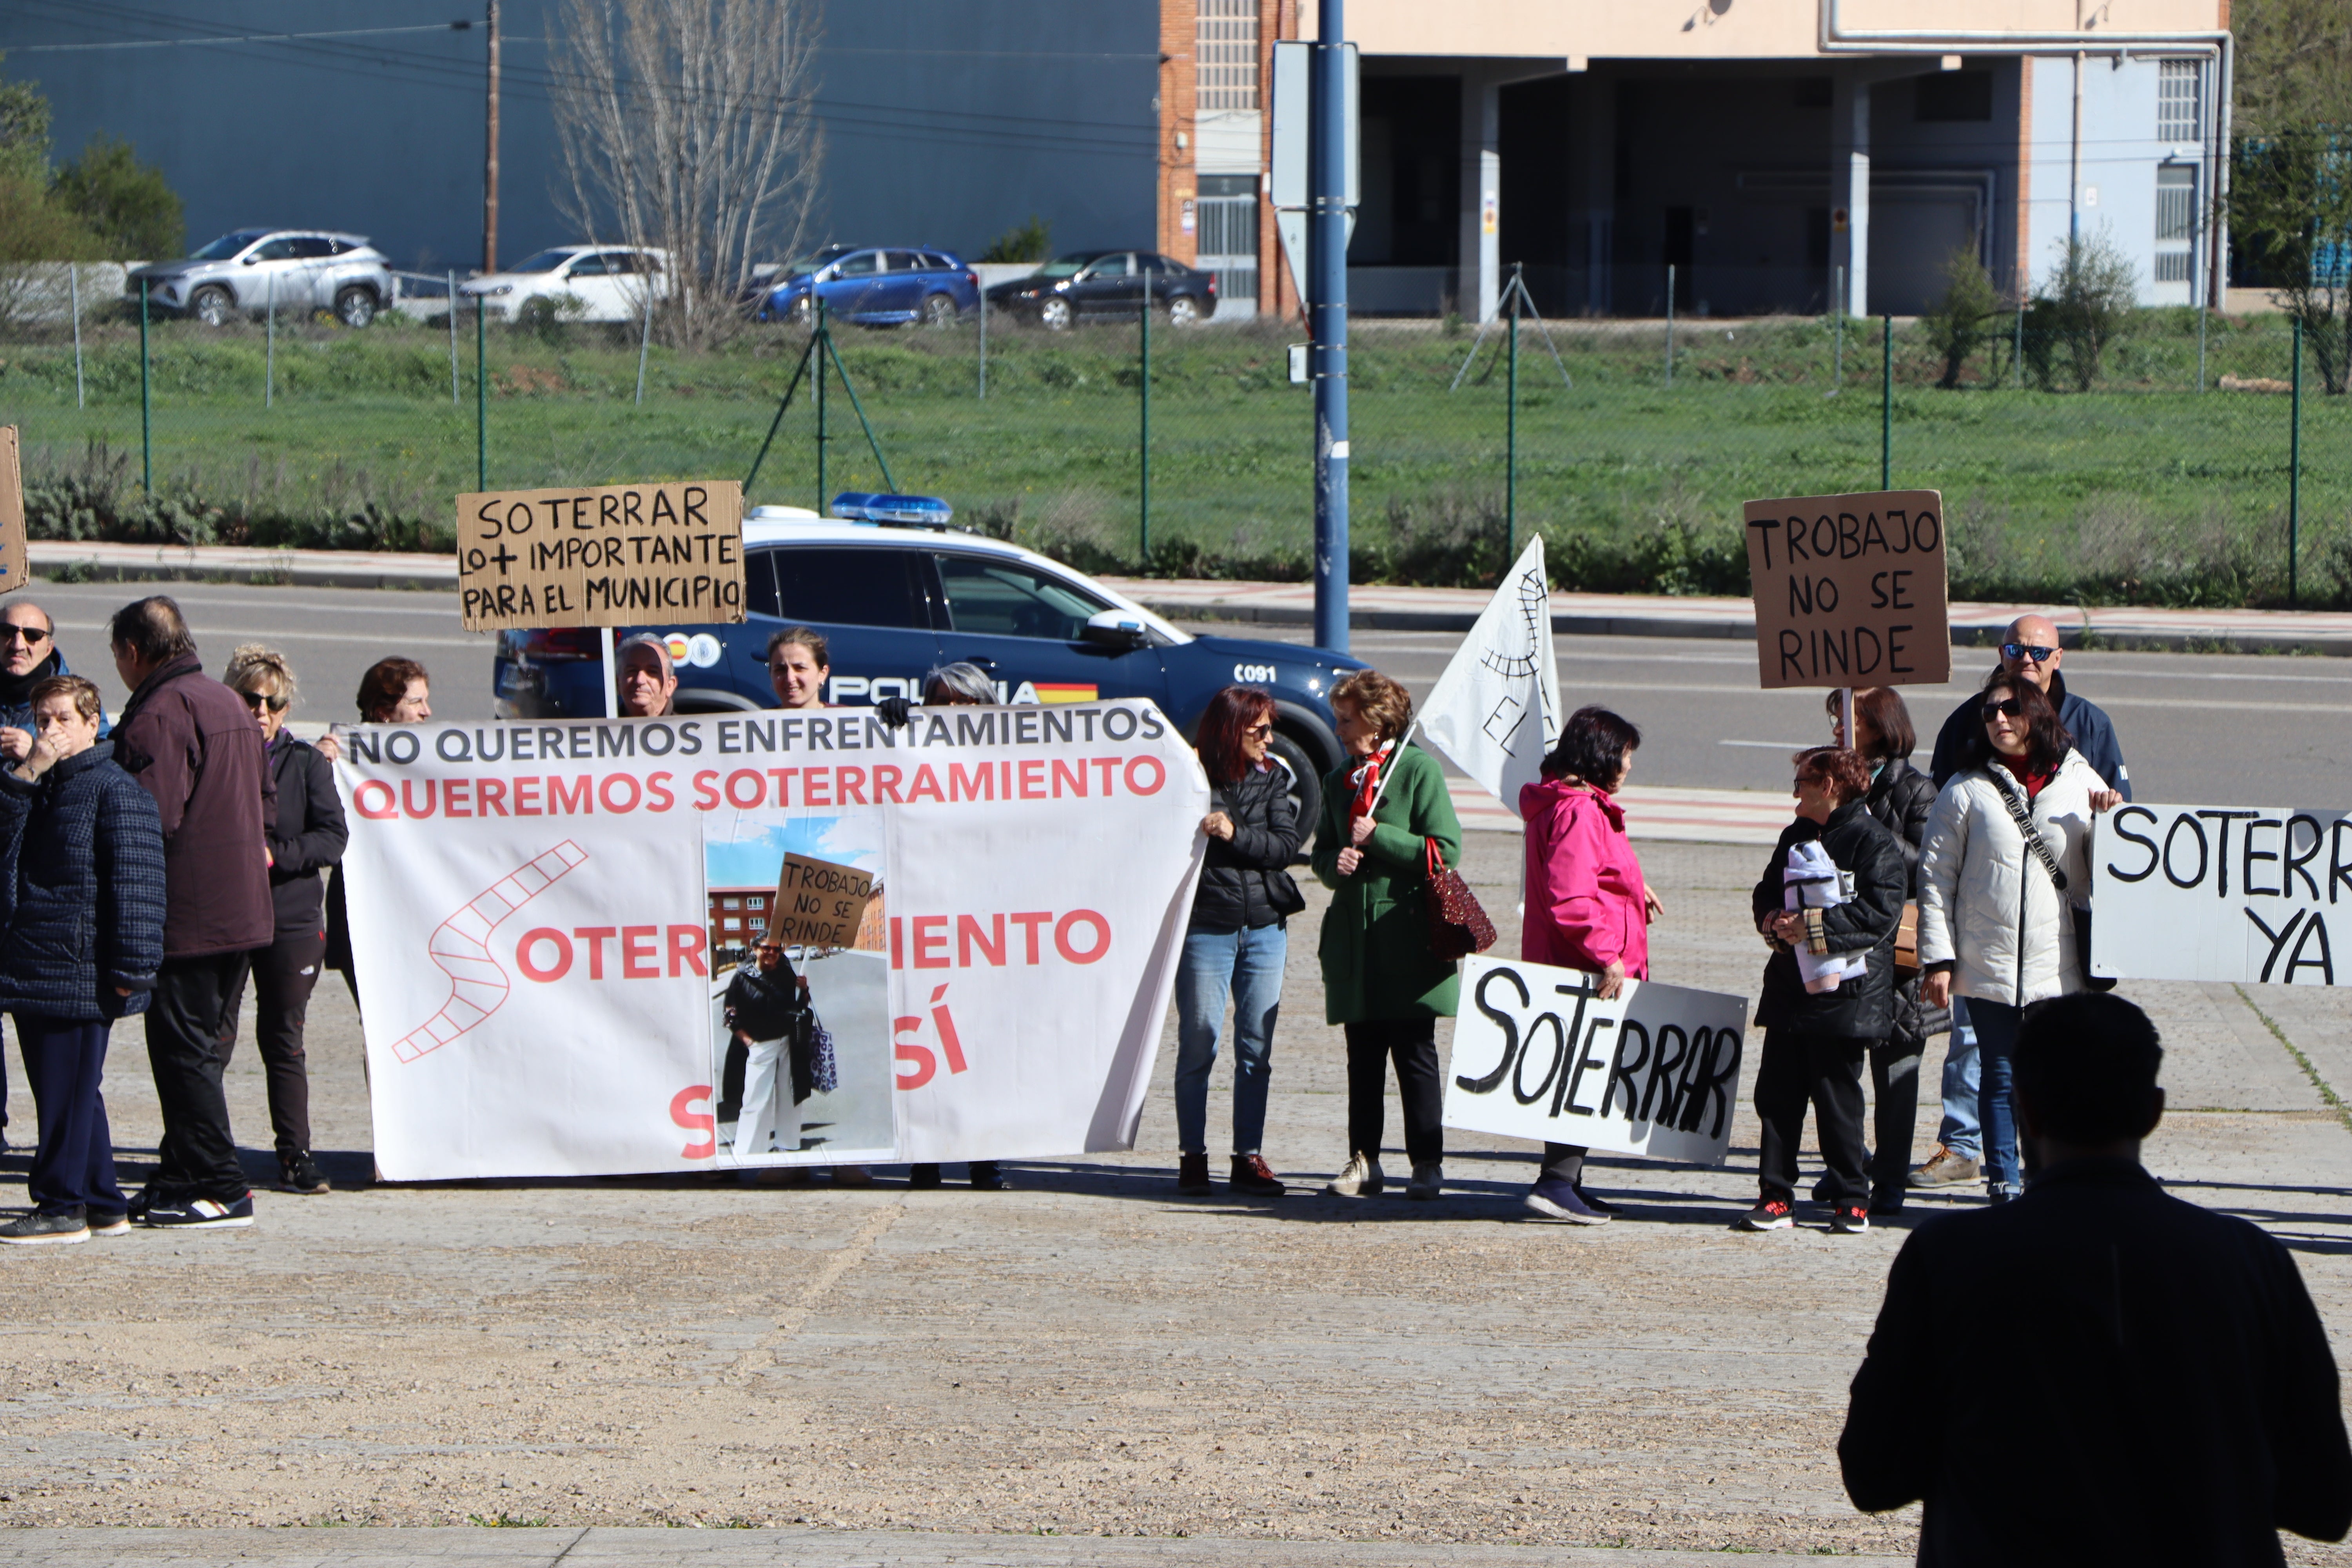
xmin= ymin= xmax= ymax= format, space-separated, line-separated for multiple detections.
xmin=1423 ymin=837 xmax=1497 ymax=962
xmin=1990 ymin=770 xmax=2116 ymax=993
xmin=1263 ymin=867 xmax=1307 ymax=918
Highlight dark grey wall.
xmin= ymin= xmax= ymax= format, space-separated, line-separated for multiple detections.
xmin=0 ymin=0 xmax=1157 ymax=271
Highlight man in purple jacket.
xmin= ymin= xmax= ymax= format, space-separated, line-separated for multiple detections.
xmin=108 ymin=597 xmax=276 ymax=1229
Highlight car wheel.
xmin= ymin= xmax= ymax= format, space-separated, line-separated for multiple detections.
xmin=334 ymin=286 xmax=377 ymax=329
xmin=1267 ymin=730 xmax=1323 ymax=847
xmin=1166 ymin=294 xmax=1201 ymax=327
xmin=919 ymin=293 xmax=958 ymax=328
xmin=1039 ymin=296 xmax=1074 ymax=331
xmin=190 ymin=286 xmax=234 ymax=327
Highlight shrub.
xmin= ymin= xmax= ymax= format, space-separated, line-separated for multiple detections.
xmin=977 ymin=216 xmax=1051 ymax=265
xmin=2033 ymin=227 xmax=2138 ymax=391
xmin=50 ymin=134 xmax=183 ymax=259
xmin=1920 ymin=247 xmax=2004 ymax=388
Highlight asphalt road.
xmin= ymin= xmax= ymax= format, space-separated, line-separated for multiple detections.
xmin=21 ymin=580 xmax=2350 ymax=805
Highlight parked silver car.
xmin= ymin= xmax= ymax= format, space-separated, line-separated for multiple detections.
xmin=126 ymin=229 xmax=396 ymax=328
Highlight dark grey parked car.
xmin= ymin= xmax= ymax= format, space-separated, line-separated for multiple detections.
xmin=126 ymin=229 xmax=396 ymax=328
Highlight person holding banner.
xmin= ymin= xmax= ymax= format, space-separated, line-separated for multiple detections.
xmin=1741 ymin=747 xmax=1907 ymax=1234
xmin=1173 ymin=685 xmax=1303 ymax=1200
xmin=1517 ymin=705 xmax=1659 ymax=1225
xmin=0 ymin=676 xmax=165 ymax=1245
xmin=318 ymin=657 xmax=432 ymax=1007
xmin=1312 ymin=670 xmax=1463 ymax=1203
xmin=763 ymin=626 xmax=873 ymax=1189
xmin=223 ymin=645 xmax=348 ymax=1197
xmin=1917 ymin=674 xmax=2122 ymax=1204
xmin=1827 ymin=687 xmax=1946 ymax=1216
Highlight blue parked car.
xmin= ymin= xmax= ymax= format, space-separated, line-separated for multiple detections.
xmin=492 ymin=508 xmax=1368 ymax=825
xmin=753 ymin=246 xmax=980 ymax=327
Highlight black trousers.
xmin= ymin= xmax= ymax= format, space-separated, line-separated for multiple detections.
xmin=144 ymin=951 xmax=253 ymax=1202
xmin=223 ymin=930 xmax=325 ymax=1159
xmin=1344 ymin=1018 xmax=1444 ymax=1166
xmin=716 ymin=1036 xmax=750 ymax=1124
xmin=15 ymin=1013 xmax=125 ymax=1217
xmin=1754 ymin=1027 xmax=1870 ymax=1204
xmin=1868 ymin=1037 xmax=1924 ymax=1199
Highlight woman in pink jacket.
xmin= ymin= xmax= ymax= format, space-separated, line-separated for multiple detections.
xmin=1518 ymin=706 xmax=1661 ymax=1224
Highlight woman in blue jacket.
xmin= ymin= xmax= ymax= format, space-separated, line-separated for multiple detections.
xmin=0 ymin=675 xmax=167 ymax=1245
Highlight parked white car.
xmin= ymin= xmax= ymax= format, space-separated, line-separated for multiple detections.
xmin=458 ymin=245 xmax=671 ymax=323
xmin=127 ymin=229 xmax=396 ymax=327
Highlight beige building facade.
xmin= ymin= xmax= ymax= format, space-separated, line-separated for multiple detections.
xmin=1156 ymin=0 xmax=2230 ymax=319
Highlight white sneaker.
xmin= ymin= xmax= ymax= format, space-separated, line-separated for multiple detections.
xmin=1325 ymin=1152 xmax=1385 ymax=1197
xmin=1406 ymin=1161 xmax=1443 ymax=1201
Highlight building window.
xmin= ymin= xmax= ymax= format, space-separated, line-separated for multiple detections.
xmin=1197 ymin=0 xmax=1258 ymax=113
xmin=722 ymin=897 xmax=739 ymax=909
xmin=1195 ymin=172 xmax=1259 ymax=306
xmin=2154 ymin=163 xmax=2197 ymax=283
xmin=2158 ymin=60 xmax=2201 ymax=142
xmin=1915 ymin=71 xmax=1993 ymax=122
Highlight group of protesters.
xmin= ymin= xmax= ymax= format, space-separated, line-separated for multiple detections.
xmin=1167 ymin=612 xmax=2136 ymax=1234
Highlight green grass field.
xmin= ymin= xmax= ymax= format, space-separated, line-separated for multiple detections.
xmin=2 ymin=305 xmax=2346 ymax=606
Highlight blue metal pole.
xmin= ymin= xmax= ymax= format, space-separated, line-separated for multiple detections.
xmin=1309 ymin=0 xmax=1350 ymax=655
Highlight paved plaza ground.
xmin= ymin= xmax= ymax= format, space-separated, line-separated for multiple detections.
xmin=2 ymin=836 xmax=2349 ymax=1563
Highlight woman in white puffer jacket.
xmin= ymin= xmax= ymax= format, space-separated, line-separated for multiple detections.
xmin=1917 ymin=672 xmax=2122 ymax=1202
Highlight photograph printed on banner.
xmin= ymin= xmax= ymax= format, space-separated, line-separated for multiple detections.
xmin=704 ymin=805 xmax=895 ymax=1167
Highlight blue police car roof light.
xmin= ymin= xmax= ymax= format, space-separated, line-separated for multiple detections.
xmin=829 ymin=492 xmax=954 ymax=528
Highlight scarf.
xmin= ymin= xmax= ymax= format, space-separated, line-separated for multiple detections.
xmin=1346 ymin=741 xmax=1394 ymax=824
xmin=0 ymin=649 xmax=58 ymax=713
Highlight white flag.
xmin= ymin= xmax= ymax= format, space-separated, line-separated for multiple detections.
xmin=1416 ymin=534 xmax=1558 ymax=818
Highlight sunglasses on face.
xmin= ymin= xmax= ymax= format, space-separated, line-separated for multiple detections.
xmin=1981 ymin=698 xmax=2025 ymax=721
xmin=0 ymin=625 xmax=51 ymax=645
xmin=237 ymin=689 xmax=289 ymax=713
xmin=2000 ymin=642 xmax=2057 ymax=663
xmin=1243 ymin=722 xmax=1273 ymax=738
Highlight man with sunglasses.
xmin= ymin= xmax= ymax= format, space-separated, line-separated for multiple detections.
xmin=1911 ymin=613 xmax=2131 ymax=1192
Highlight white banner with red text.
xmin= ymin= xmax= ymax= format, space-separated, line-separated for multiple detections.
xmin=337 ymin=703 xmax=1208 ymax=1179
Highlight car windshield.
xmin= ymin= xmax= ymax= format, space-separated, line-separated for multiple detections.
xmin=1029 ymin=256 xmax=1095 ymax=279
xmin=779 ymin=247 xmax=852 ymax=279
xmin=506 ymin=249 xmax=577 ymax=274
xmin=189 ymin=230 xmax=270 ymax=261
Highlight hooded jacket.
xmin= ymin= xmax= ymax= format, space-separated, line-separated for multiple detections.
xmin=1519 ymin=776 xmax=1648 ymax=980
xmin=1750 ymin=799 xmax=1907 ymax=1039
xmin=110 ymin=653 xmax=278 ymax=958
xmin=0 ymin=739 xmax=166 ymax=1020
xmin=1189 ymin=759 xmax=1303 ymax=932
xmin=1916 ymin=749 xmax=2102 ymax=1007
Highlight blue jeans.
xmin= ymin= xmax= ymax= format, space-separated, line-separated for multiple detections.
xmin=1174 ymin=923 xmax=1285 ymax=1157
xmin=1971 ymin=998 xmax=2026 ymax=1193
xmin=1935 ymin=995 xmax=1983 ymax=1160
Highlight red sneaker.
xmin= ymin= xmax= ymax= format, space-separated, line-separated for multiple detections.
xmin=1735 ymin=1198 xmax=1795 ymax=1231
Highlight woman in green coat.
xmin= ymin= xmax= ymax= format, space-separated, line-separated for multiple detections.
xmin=1310 ymin=669 xmax=1463 ymax=1201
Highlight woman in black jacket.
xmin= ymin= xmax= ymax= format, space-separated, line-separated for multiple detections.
xmin=225 ymin=646 xmax=350 ymax=1196
xmin=1174 ymin=686 xmax=1304 ymax=1198
xmin=1739 ymin=746 xmax=1908 ymax=1236
xmin=0 ymin=675 xmax=166 ymax=1245
xmin=1827 ymin=686 xmax=1948 ymax=1215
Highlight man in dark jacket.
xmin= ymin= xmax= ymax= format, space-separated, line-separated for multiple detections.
xmin=1840 ymin=992 xmax=2352 ymax=1565
xmin=108 ymin=596 xmax=277 ymax=1229
xmin=1914 ymin=612 xmax=2132 ymax=1195
xmin=1741 ymin=747 xmax=1907 ymax=1235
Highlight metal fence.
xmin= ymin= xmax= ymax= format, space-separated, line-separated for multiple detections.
xmin=1 ymin=267 xmax=2346 ymax=609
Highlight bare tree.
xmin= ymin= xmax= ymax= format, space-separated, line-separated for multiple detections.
xmin=550 ymin=0 xmax=823 ymax=349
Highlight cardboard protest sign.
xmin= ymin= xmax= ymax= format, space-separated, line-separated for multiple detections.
xmin=0 ymin=428 xmax=30 ymax=597
xmin=456 ymin=480 xmax=746 ymax=632
xmin=767 ymin=852 xmax=877 ymax=951
xmin=1442 ymin=957 xmax=1751 ymax=1166
xmin=1743 ymin=489 xmax=1949 ymax=689
xmin=2091 ymin=803 xmax=2349 ymax=985
xmin=336 ymin=701 xmax=1207 ymax=1179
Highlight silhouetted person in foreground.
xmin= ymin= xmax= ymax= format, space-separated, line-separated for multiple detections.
xmin=1840 ymin=991 xmax=2352 ymax=1566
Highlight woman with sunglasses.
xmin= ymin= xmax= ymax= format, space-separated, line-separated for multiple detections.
xmin=221 ymin=646 xmax=349 ymax=1195
xmin=1172 ymin=685 xmax=1303 ymax=1199
xmin=1916 ymin=672 xmax=2122 ymax=1203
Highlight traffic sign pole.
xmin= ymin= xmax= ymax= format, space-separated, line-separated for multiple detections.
xmin=1310 ymin=0 xmax=1350 ymax=655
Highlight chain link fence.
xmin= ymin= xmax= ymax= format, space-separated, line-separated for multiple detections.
xmin=0 ymin=275 xmax=2345 ymax=609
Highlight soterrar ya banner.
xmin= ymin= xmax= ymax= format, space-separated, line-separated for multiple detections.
xmin=336 ymin=702 xmax=1209 ymax=1179
xmin=2091 ymin=803 xmax=2350 ymax=985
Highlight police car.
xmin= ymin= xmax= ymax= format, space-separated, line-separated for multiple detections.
xmin=491 ymin=499 xmax=1368 ymax=824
